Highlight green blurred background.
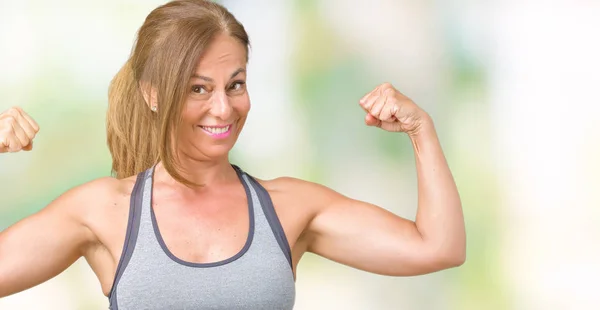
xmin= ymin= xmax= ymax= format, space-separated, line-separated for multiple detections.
xmin=1 ymin=0 xmax=599 ymax=309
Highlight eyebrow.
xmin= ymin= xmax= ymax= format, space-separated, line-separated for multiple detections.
xmin=191 ymin=68 xmax=246 ymax=82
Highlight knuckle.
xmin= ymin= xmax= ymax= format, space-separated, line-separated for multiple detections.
xmin=7 ymin=107 xmax=20 ymax=116
xmin=1 ymin=108 xmax=16 ymax=118
xmin=5 ymin=115 xmax=17 ymax=126
xmin=6 ymin=142 xmax=21 ymax=152
xmin=0 ymin=130 xmax=15 ymax=142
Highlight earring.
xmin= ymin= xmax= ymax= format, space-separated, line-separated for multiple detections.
xmin=151 ymin=106 xmax=157 ymax=112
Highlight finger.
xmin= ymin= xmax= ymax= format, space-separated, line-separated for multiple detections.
xmin=379 ymin=105 xmax=398 ymax=123
xmin=14 ymin=111 xmax=37 ymax=140
xmin=378 ymin=121 xmax=403 ymax=132
xmin=0 ymin=136 xmax=8 ymax=153
xmin=359 ymin=84 xmax=383 ymax=109
xmin=369 ymin=94 xmax=388 ymax=120
xmin=359 ymin=85 xmax=379 ymax=104
xmin=19 ymin=109 xmax=40 ymax=133
xmin=364 ymin=113 xmax=381 ymax=127
xmin=379 ymin=89 xmax=399 ymax=122
xmin=6 ymin=108 xmax=36 ymax=146
xmin=361 ymin=89 xmax=382 ymax=114
xmin=5 ymin=134 xmax=23 ymax=153
xmin=0 ymin=113 xmax=26 ymax=152
xmin=10 ymin=118 xmax=31 ymax=148
xmin=359 ymin=91 xmax=370 ymax=105
xmin=5 ymin=108 xmax=33 ymax=143
xmin=359 ymin=92 xmax=375 ymax=113
xmin=23 ymin=142 xmax=33 ymax=151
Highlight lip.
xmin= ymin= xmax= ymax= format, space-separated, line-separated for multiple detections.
xmin=200 ymin=124 xmax=230 ymax=128
xmin=198 ymin=123 xmax=233 ymax=139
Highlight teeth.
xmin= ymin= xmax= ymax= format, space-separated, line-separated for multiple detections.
xmin=201 ymin=125 xmax=230 ymax=134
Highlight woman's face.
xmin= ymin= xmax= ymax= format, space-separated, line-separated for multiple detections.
xmin=178 ymin=33 xmax=250 ymax=161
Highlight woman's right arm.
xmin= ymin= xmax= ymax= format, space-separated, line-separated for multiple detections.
xmin=0 ymin=183 xmax=102 ymax=297
xmin=0 ymin=107 xmax=102 ymax=297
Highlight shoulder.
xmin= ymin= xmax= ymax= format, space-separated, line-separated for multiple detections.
xmin=48 ymin=175 xmax=136 ymax=223
xmin=56 ymin=176 xmax=133 ymax=206
xmin=256 ymin=176 xmax=327 ymax=196
xmin=254 ymin=176 xmax=344 ymax=213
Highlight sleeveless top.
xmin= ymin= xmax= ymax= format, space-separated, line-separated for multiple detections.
xmin=108 ymin=165 xmax=296 ymax=309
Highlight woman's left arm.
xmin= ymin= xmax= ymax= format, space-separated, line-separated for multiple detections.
xmin=303 ymin=83 xmax=465 ymax=276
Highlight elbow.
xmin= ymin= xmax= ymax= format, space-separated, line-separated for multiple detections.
xmin=425 ymin=252 xmax=464 ymax=273
xmin=423 ymin=241 xmax=465 ymax=271
xmin=0 ymin=262 xmax=4 ymax=298
xmin=444 ymin=251 xmax=466 ymax=268
xmin=0 ymin=273 xmax=7 ymax=299
xmin=437 ymin=246 xmax=466 ymax=269
xmin=418 ymin=232 xmax=466 ymax=271
xmin=0 ymin=279 xmax=6 ymax=299
xmin=434 ymin=233 xmax=467 ymax=269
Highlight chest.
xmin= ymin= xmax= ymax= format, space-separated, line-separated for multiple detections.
xmin=145 ymin=183 xmax=311 ymax=265
xmin=109 ymin=176 xmax=297 ymax=310
xmin=89 ymin=178 xmax=311 ymax=294
xmin=112 ymin=250 xmax=296 ymax=310
xmin=150 ymin=193 xmax=251 ymax=264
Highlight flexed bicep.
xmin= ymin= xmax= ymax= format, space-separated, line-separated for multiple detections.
xmin=303 ymin=183 xmax=462 ymax=276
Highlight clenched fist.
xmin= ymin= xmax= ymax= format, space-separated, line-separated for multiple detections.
xmin=0 ymin=107 xmax=40 ymax=153
xmin=359 ymin=83 xmax=430 ymax=136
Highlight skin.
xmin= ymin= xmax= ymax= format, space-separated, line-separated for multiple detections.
xmin=0 ymin=33 xmax=465 ymax=299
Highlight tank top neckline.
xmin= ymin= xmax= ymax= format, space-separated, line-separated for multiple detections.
xmin=148 ymin=164 xmax=256 ymax=268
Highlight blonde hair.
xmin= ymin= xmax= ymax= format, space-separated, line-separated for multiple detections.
xmin=106 ymin=0 xmax=250 ymax=185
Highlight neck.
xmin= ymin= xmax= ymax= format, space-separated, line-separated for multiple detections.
xmin=154 ymin=156 xmax=238 ymax=191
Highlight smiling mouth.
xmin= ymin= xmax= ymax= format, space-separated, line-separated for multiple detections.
xmin=198 ymin=124 xmax=232 ymax=138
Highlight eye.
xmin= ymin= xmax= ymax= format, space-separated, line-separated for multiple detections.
xmin=229 ymin=81 xmax=246 ymax=91
xmin=191 ymin=85 xmax=207 ymax=94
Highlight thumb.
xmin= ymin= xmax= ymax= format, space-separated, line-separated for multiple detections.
xmin=0 ymin=138 xmax=8 ymax=153
xmin=23 ymin=142 xmax=33 ymax=151
xmin=364 ymin=113 xmax=380 ymax=127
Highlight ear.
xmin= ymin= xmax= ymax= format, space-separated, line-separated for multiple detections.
xmin=139 ymin=81 xmax=158 ymax=111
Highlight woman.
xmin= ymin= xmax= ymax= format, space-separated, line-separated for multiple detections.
xmin=0 ymin=0 xmax=465 ymax=309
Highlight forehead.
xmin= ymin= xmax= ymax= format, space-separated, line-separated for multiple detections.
xmin=194 ymin=33 xmax=247 ymax=75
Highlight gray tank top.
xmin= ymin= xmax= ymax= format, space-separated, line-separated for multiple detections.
xmin=108 ymin=165 xmax=296 ymax=309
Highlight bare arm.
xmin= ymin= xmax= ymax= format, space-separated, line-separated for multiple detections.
xmin=0 ymin=182 xmax=103 ymax=297
xmin=303 ymin=83 xmax=465 ymax=276
xmin=0 ymin=106 xmax=107 ymax=297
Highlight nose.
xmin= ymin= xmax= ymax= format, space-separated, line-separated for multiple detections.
xmin=210 ymin=90 xmax=233 ymax=121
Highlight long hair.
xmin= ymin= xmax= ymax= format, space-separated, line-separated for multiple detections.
xmin=106 ymin=0 xmax=250 ymax=185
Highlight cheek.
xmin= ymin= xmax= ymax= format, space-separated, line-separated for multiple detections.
xmin=181 ymin=98 xmax=209 ymax=124
xmin=234 ymin=96 xmax=251 ymax=115
xmin=179 ymin=101 xmax=204 ymax=138
xmin=181 ymin=101 xmax=196 ymax=122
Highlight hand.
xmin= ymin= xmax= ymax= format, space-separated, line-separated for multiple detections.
xmin=0 ymin=107 xmax=40 ymax=153
xmin=359 ymin=83 xmax=430 ymax=136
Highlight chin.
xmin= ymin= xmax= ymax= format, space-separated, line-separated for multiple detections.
xmin=204 ymin=145 xmax=234 ymax=159
xmin=180 ymin=126 xmax=242 ymax=160
xmin=188 ymin=142 xmax=235 ymax=161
